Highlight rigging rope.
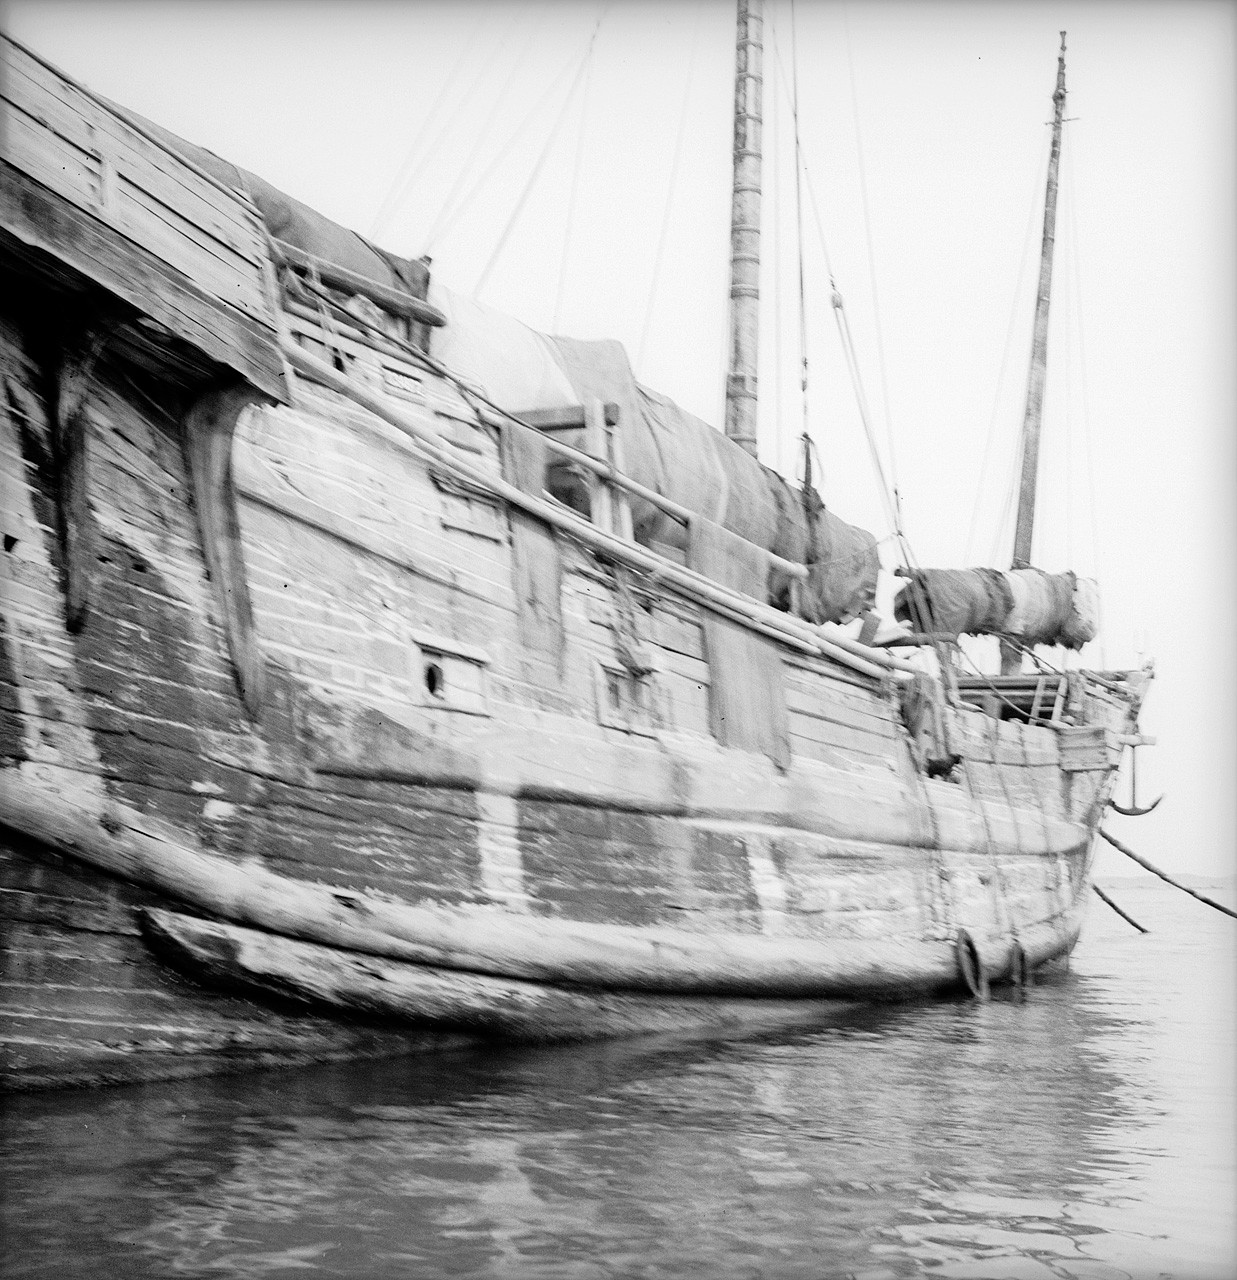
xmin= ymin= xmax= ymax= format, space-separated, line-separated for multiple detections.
xmin=553 ymin=30 xmax=597 ymax=333
xmin=1066 ymin=134 xmax=1108 ymax=668
xmin=635 ymin=9 xmax=702 ymax=374
xmin=422 ymin=9 xmax=548 ymax=251
xmin=371 ymin=15 xmax=519 ymax=243
xmin=425 ymin=32 xmax=590 ymax=257
xmin=769 ymin=30 xmax=784 ymax=478
xmin=1100 ymin=830 xmax=1237 ymax=921
xmin=1091 ymin=882 xmax=1149 ymax=933
xmin=367 ymin=10 xmax=489 ymax=239
xmin=767 ymin=16 xmax=907 ymax=550
xmin=789 ymin=0 xmax=811 ymax=471
xmin=964 ymin=133 xmax=1049 ymax=564
xmin=841 ymin=2 xmax=902 ymax=535
xmin=473 ymin=11 xmax=606 ymax=300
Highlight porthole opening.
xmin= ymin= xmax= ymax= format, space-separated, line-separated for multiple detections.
xmin=424 ymin=661 xmax=444 ymax=698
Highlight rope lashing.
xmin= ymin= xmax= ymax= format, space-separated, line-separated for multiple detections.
xmin=1091 ymin=881 xmax=1149 ymax=934
xmin=1099 ymin=829 xmax=1237 ymax=921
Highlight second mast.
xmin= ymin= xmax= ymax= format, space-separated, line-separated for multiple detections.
xmin=724 ymin=0 xmax=764 ymax=457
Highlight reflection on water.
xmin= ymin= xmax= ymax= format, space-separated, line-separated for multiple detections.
xmin=3 ymin=879 xmax=1234 ymax=1279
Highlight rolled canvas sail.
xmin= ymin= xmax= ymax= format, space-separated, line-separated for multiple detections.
xmin=895 ymin=567 xmax=1098 ymax=649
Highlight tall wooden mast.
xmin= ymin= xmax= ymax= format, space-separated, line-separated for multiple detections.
xmin=1002 ymin=31 xmax=1068 ymax=674
xmin=723 ymin=0 xmax=763 ymax=457
xmin=1011 ymin=33 xmax=1068 ymax=570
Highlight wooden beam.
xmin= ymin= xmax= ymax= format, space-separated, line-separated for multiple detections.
xmin=143 ymin=908 xmax=849 ymax=1042
xmin=51 ymin=328 xmax=107 ymax=632
xmin=0 ymin=162 xmax=287 ymax=402
xmin=182 ymin=379 xmax=271 ymax=718
xmin=273 ymin=239 xmax=446 ymax=328
xmin=514 ymin=402 xmax=620 ymax=430
xmin=0 ymin=777 xmax=1085 ymax=996
xmin=583 ymin=397 xmax=614 ymax=534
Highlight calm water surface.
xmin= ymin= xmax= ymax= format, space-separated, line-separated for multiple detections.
xmin=3 ymin=878 xmax=1234 ymax=1279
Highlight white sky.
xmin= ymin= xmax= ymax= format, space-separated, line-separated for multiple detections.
xmin=6 ymin=0 xmax=1235 ymax=879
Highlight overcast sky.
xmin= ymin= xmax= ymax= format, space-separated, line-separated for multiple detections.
xmin=6 ymin=0 xmax=1235 ymax=879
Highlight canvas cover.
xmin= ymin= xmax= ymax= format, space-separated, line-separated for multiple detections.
xmin=430 ymin=290 xmax=878 ymax=623
xmin=895 ymin=567 xmax=1098 ymax=649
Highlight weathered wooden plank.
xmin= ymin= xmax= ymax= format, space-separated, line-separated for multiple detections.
xmin=182 ymin=380 xmax=270 ymax=718
xmin=787 ymin=710 xmax=898 ymax=761
xmin=785 ymin=684 xmax=898 ymax=737
xmin=144 ymin=908 xmax=857 ymax=1042
xmin=0 ymin=777 xmax=1085 ymax=997
xmin=2 ymin=90 xmax=270 ymax=326
xmin=0 ymin=163 xmax=286 ymax=401
xmin=3 ymin=41 xmax=262 ymax=231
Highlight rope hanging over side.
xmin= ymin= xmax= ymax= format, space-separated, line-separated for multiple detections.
xmin=1091 ymin=882 xmax=1149 ymax=933
xmin=1100 ymin=829 xmax=1237 ymax=920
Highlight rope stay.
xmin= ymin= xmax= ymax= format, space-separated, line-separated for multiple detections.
xmin=367 ymin=8 xmax=494 ymax=240
xmin=766 ymin=10 xmax=907 ymax=554
xmin=425 ymin=18 xmax=597 ymax=259
xmin=422 ymin=7 xmax=550 ymax=251
xmin=474 ymin=10 xmax=607 ymax=300
xmin=553 ymin=28 xmax=598 ymax=333
xmin=635 ymin=8 xmax=702 ymax=374
xmin=965 ymin=130 xmax=1051 ymax=565
xmin=841 ymin=2 xmax=902 ymax=538
xmin=1065 ymin=133 xmax=1108 ymax=668
xmin=789 ymin=0 xmax=811 ymax=468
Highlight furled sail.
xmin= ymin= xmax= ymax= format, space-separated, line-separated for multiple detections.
xmin=894 ymin=567 xmax=1098 ymax=649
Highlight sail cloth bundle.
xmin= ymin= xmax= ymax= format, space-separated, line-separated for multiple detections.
xmin=893 ymin=567 xmax=1099 ymax=648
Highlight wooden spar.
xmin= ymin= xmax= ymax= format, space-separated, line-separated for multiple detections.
xmin=1013 ymin=33 xmax=1068 ymax=569
xmin=272 ymin=238 xmax=446 ymax=328
xmin=182 ymin=379 xmax=271 ymax=718
xmin=0 ymin=777 xmax=1080 ymax=995
xmin=723 ymin=0 xmax=763 ymax=456
xmin=1004 ymin=33 xmax=1068 ymax=672
xmin=143 ymin=910 xmax=849 ymax=1041
xmin=281 ymin=339 xmax=918 ymax=681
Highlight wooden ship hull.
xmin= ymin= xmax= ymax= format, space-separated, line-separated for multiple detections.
xmin=0 ymin=36 xmax=1148 ymax=1090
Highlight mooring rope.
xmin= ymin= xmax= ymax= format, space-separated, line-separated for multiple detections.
xmin=1100 ymin=829 xmax=1237 ymax=920
xmin=1091 ymin=881 xmax=1149 ymax=933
